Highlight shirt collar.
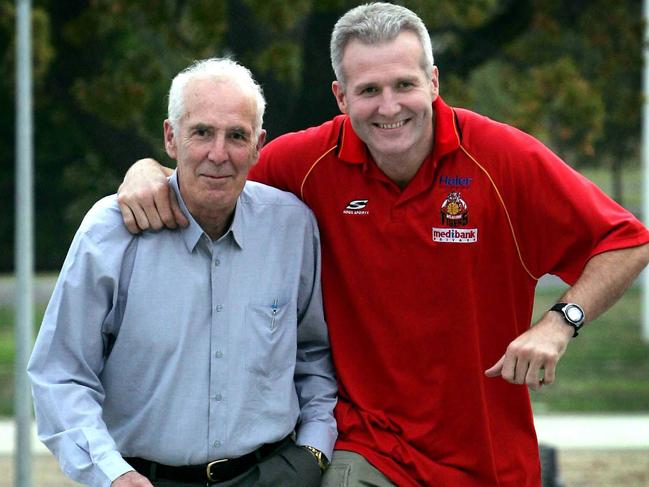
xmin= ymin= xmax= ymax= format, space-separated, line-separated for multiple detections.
xmin=431 ymin=96 xmax=461 ymax=161
xmin=170 ymin=171 xmax=245 ymax=252
xmin=336 ymin=95 xmax=461 ymax=166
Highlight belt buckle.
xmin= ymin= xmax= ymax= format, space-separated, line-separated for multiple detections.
xmin=206 ymin=458 xmax=229 ymax=482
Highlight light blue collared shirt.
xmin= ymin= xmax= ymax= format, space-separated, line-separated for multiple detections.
xmin=28 ymin=171 xmax=337 ymax=487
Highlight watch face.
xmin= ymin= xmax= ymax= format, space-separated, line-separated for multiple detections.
xmin=565 ymin=304 xmax=584 ymax=324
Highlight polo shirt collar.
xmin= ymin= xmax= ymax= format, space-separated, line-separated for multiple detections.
xmin=337 ymin=115 xmax=367 ymax=165
xmin=170 ymin=170 xmax=245 ymax=252
xmin=431 ymin=96 xmax=461 ymax=161
xmin=336 ymin=96 xmax=460 ymax=167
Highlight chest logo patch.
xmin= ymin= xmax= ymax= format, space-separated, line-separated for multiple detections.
xmin=343 ymin=199 xmax=369 ymax=215
xmin=440 ymin=191 xmax=468 ymax=227
xmin=433 ymin=191 xmax=478 ymax=243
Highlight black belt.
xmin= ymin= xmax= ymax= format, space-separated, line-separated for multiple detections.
xmin=124 ymin=436 xmax=290 ymax=483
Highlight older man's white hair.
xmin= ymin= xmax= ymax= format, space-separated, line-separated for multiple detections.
xmin=167 ymin=57 xmax=266 ymax=138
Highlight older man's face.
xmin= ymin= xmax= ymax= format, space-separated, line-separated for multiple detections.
xmin=164 ymin=78 xmax=264 ymax=225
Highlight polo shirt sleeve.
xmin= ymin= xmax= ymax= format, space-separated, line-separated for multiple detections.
xmin=494 ymin=127 xmax=649 ymax=285
xmin=251 ymin=119 xmax=343 ymax=201
xmin=250 ymin=133 xmax=307 ymax=196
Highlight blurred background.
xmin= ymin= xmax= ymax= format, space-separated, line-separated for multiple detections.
xmin=1 ymin=0 xmax=648 ymax=485
xmin=0 ymin=0 xmax=645 ymax=271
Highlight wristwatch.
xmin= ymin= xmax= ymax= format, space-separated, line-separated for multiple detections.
xmin=302 ymin=445 xmax=330 ymax=472
xmin=550 ymin=302 xmax=585 ymax=337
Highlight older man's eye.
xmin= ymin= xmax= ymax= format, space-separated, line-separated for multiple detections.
xmin=191 ymin=128 xmax=207 ymax=138
xmin=230 ymin=132 xmax=249 ymax=141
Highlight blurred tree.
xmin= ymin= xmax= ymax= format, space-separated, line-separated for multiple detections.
xmin=0 ymin=0 xmax=643 ymax=271
xmin=441 ymin=0 xmax=641 ymax=204
xmin=579 ymin=0 xmax=642 ymax=205
xmin=1 ymin=0 xmax=57 ymax=270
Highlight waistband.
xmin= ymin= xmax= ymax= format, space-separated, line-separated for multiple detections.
xmin=124 ymin=435 xmax=291 ymax=484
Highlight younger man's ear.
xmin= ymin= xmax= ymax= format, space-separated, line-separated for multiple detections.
xmin=332 ymin=81 xmax=348 ymax=114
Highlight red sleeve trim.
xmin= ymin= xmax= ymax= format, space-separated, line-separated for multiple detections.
xmin=459 ymin=142 xmax=540 ymax=281
xmin=299 ymin=144 xmax=338 ymax=201
xmin=451 ymin=108 xmax=539 ymax=281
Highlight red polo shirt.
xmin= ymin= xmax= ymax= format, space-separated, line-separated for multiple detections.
xmin=249 ymin=97 xmax=649 ymax=486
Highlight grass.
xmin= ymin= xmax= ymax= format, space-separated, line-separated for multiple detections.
xmin=1 ymin=165 xmax=646 ymax=416
xmin=0 ymin=286 xmax=648 ymax=415
xmin=530 ymin=286 xmax=649 ymax=412
xmin=579 ymin=165 xmax=643 ymax=212
xmin=0 ymin=304 xmax=46 ymax=416
xmin=529 ymin=164 xmax=649 ymax=411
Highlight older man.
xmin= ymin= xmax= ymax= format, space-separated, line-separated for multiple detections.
xmin=117 ymin=3 xmax=649 ymax=487
xmin=28 ymin=58 xmax=337 ymax=487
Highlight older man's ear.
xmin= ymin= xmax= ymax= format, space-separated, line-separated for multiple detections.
xmin=163 ymin=119 xmax=177 ymax=160
xmin=254 ymin=130 xmax=267 ymax=159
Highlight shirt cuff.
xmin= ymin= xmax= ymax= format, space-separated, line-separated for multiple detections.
xmin=295 ymin=421 xmax=337 ymax=461
xmin=95 ymin=451 xmax=135 ymax=484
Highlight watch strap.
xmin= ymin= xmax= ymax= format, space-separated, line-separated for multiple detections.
xmin=302 ymin=445 xmax=329 ymax=472
xmin=550 ymin=302 xmax=583 ymax=337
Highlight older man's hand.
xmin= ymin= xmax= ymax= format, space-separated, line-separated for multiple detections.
xmin=111 ymin=470 xmax=154 ymax=487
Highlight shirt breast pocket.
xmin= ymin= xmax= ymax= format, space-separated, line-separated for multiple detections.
xmin=244 ymin=300 xmax=297 ymax=379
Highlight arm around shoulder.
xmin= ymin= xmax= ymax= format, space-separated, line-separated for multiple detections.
xmin=117 ymin=158 xmax=186 ymax=233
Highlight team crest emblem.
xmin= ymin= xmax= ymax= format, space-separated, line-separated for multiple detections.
xmin=440 ymin=191 xmax=468 ymax=227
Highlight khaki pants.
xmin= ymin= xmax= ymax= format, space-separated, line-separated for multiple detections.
xmin=322 ymin=450 xmax=395 ymax=487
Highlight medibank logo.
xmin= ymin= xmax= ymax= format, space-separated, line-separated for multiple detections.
xmin=432 ymin=227 xmax=478 ymax=243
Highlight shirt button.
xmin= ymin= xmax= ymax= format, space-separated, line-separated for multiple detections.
xmin=215 ymin=350 xmax=223 ymax=358
xmin=213 ymin=440 xmax=221 ymax=447
xmin=214 ymin=393 xmax=222 ymax=401
xmin=215 ymin=304 xmax=223 ymax=312
xmin=214 ymin=259 xmax=221 ymax=266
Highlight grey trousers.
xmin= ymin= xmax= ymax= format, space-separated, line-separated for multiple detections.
xmin=322 ymin=450 xmax=395 ymax=487
xmin=149 ymin=441 xmax=321 ymax=487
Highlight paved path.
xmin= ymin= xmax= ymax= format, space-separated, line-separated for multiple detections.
xmin=2 ymin=414 xmax=649 ymax=454
xmin=534 ymin=414 xmax=649 ymax=449
xmin=1 ymin=417 xmax=648 ymax=487
xmin=0 ymin=274 xmax=58 ymax=306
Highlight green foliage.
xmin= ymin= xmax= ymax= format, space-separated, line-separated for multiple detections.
xmin=443 ymin=0 xmax=639 ymax=171
xmin=408 ymin=0 xmax=503 ymax=28
xmin=62 ymin=153 xmax=121 ymax=230
xmin=0 ymin=2 xmax=55 ymax=87
xmin=0 ymin=0 xmax=643 ymax=271
xmin=254 ymin=40 xmax=303 ymax=87
xmin=243 ymin=0 xmax=312 ymax=32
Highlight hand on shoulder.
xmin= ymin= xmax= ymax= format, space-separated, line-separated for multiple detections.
xmin=117 ymin=158 xmax=186 ymax=233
